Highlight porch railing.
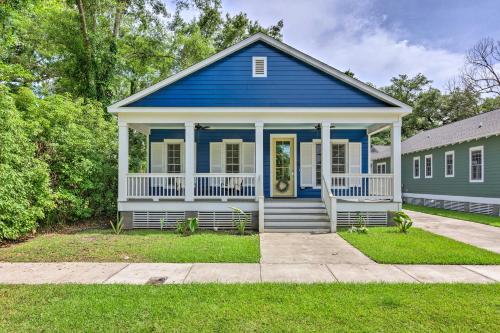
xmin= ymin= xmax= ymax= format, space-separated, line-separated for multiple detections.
xmin=331 ymin=173 xmax=393 ymax=200
xmin=194 ymin=173 xmax=256 ymax=199
xmin=126 ymin=173 xmax=185 ymax=199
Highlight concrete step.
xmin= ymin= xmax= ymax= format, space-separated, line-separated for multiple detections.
xmin=263 ymin=227 xmax=331 ymax=233
xmin=264 ymin=208 xmax=327 ymax=214
xmin=264 ymin=200 xmax=324 ymax=208
xmin=264 ymin=214 xmax=329 ymax=221
xmin=264 ymin=221 xmax=331 ymax=228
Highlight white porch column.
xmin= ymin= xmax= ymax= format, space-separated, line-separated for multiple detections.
xmin=184 ymin=121 xmax=195 ymax=201
xmin=255 ymin=122 xmax=264 ymax=196
xmin=391 ymin=120 xmax=402 ymax=204
xmin=118 ymin=121 xmax=129 ymax=202
xmin=321 ymin=122 xmax=331 ymax=197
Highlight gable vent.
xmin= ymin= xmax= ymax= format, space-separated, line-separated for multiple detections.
xmin=252 ymin=56 xmax=267 ymax=77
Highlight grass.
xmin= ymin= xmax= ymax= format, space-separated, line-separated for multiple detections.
xmin=339 ymin=227 xmax=500 ymax=264
xmin=404 ymin=203 xmax=500 ymax=227
xmin=0 ymin=230 xmax=260 ymax=263
xmin=0 ymin=284 xmax=499 ymax=332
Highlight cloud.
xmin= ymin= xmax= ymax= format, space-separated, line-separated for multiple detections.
xmin=221 ymin=0 xmax=465 ymax=88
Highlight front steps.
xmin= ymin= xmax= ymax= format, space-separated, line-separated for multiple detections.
xmin=263 ymin=199 xmax=331 ymax=233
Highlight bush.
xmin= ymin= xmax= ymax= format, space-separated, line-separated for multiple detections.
xmin=392 ymin=211 xmax=413 ymax=233
xmin=231 ymin=207 xmax=250 ymax=235
xmin=176 ymin=218 xmax=199 ymax=236
xmin=0 ymin=87 xmax=52 ymax=240
xmin=348 ymin=214 xmax=368 ymax=234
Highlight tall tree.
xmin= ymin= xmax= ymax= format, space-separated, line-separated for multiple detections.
xmin=462 ymin=37 xmax=500 ymax=96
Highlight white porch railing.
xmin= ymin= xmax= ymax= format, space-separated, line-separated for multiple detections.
xmin=331 ymin=173 xmax=393 ymax=200
xmin=126 ymin=173 xmax=185 ymax=199
xmin=194 ymin=173 xmax=257 ymax=199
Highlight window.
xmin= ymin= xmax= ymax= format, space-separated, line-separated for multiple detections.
xmin=376 ymin=162 xmax=387 ymax=174
xmin=425 ymin=154 xmax=432 ymax=178
xmin=469 ymin=146 xmax=484 ymax=182
xmin=252 ymin=56 xmax=267 ymax=77
xmin=445 ymin=151 xmax=454 ymax=177
xmin=413 ymin=157 xmax=420 ymax=179
xmin=315 ymin=143 xmax=321 ymax=186
xmin=331 ymin=143 xmax=347 ymax=174
xmin=225 ymin=143 xmax=240 ymax=173
xmin=166 ymin=143 xmax=182 ymax=173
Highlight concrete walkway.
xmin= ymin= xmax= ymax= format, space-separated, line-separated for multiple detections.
xmin=260 ymin=233 xmax=373 ymax=264
xmin=0 ymin=262 xmax=499 ymax=284
xmin=406 ymin=210 xmax=500 ymax=254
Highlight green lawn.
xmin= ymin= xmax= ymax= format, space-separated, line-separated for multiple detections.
xmin=339 ymin=227 xmax=500 ymax=264
xmin=0 ymin=284 xmax=498 ymax=332
xmin=404 ymin=203 xmax=500 ymax=227
xmin=0 ymin=230 xmax=260 ymax=263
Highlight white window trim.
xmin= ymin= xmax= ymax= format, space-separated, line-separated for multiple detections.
xmin=331 ymin=139 xmax=349 ymax=174
xmin=312 ymin=139 xmax=322 ymax=189
xmin=164 ymin=139 xmax=184 ymax=174
xmin=252 ymin=56 xmax=267 ymax=77
xmin=424 ymin=154 xmax=432 ymax=178
xmin=413 ymin=156 xmax=420 ymax=179
xmin=222 ymin=139 xmax=243 ymax=173
xmin=376 ymin=162 xmax=387 ymax=174
xmin=444 ymin=151 xmax=454 ymax=178
xmin=469 ymin=146 xmax=484 ymax=183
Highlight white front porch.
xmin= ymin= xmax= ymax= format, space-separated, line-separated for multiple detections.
xmin=116 ymin=115 xmax=403 ymax=232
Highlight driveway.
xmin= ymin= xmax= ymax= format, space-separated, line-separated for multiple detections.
xmin=405 ymin=210 xmax=500 ymax=254
xmin=260 ymin=233 xmax=374 ymax=264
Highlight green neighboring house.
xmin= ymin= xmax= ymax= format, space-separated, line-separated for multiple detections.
xmin=371 ymin=109 xmax=500 ymax=216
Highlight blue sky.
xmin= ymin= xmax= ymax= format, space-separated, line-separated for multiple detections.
xmin=218 ymin=0 xmax=500 ymax=89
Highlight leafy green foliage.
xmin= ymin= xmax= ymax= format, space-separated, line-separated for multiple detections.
xmin=230 ymin=206 xmax=249 ymax=235
xmin=348 ymin=214 xmax=368 ymax=234
xmin=391 ymin=211 xmax=413 ymax=233
xmin=110 ymin=214 xmax=124 ymax=235
xmin=0 ymin=87 xmax=52 ymax=240
xmin=176 ymin=217 xmax=199 ymax=236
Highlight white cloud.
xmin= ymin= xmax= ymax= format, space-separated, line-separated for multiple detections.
xmin=221 ymin=0 xmax=465 ymax=88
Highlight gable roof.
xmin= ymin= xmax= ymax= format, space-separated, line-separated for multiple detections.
xmin=402 ymin=109 xmax=500 ymax=154
xmin=108 ymin=33 xmax=411 ymax=112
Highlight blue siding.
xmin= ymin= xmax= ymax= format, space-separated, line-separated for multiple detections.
xmin=149 ymin=128 xmax=368 ymax=199
xmin=128 ymin=42 xmax=391 ymax=107
xmin=263 ymin=129 xmax=368 ymax=198
xmin=195 ymin=130 xmax=255 ymax=173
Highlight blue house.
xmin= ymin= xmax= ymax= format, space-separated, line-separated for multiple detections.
xmin=108 ymin=33 xmax=411 ymax=232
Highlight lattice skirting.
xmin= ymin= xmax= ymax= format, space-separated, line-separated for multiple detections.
xmin=132 ymin=211 xmax=256 ymax=230
xmin=337 ymin=212 xmax=388 ymax=227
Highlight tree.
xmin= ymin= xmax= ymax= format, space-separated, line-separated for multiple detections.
xmin=462 ymin=38 xmax=500 ymax=96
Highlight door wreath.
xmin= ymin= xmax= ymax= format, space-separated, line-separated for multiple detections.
xmin=275 ymin=178 xmax=289 ymax=193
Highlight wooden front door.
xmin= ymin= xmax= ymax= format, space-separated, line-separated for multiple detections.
xmin=271 ymin=136 xmax=295 ymax=197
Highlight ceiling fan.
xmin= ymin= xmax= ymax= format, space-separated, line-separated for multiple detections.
xmin=315 ymin=123 xmax=335 ymax=130
xmin=195 ymin=123 xmax=210 ymax=130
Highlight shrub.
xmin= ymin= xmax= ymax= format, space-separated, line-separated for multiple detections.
xmin=392 ymin=211 xmax=413 ymax=233
xmin=348 ymin=213 xmax=368 ymax=234
xmin=176 ymin=218 xmax=199 ymax=236
xmin=0 ymin=87 xmax=52 ymax=240
xmin=110 ymin=214 xmax=124 ymax=235
xmin=231 ymin=207 xmax=249 ymax=235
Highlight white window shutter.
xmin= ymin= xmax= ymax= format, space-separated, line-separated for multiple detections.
xmin=300 ymin=142 xmax=313 ymax=187
xmin=210 ymin=142 xmax=223 ymax=173
xmin=242 ymin=142 xmax=255 ymax=173
xmin=349 ymin=142 xmax=362 ymax=186
xmin=150 ymin=142 xmax=165 ymax=173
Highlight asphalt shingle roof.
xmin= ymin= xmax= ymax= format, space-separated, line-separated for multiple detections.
xmin=371 ymin=109 xmax=500 ymax=160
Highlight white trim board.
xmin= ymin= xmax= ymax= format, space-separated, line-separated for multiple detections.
xmin=108 ymin=33 xmax=411 ymax=112
xmin=403 ymin=193 xmax=500 ymax=205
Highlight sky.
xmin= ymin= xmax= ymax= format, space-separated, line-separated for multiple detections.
xmin=212 ymin=0 xmax=500 ymax=89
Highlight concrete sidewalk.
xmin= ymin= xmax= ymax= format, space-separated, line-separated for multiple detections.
xmin=406 ymin=210 xmax=500 ymax=254
xmin=1 ymin=262 xmax=499 ymax=284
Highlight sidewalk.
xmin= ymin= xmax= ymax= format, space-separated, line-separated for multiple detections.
xmin=1 ymin=262 xmax=499 ymax=284
xmin=406 ymin=210 xmax=500 ymax=254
